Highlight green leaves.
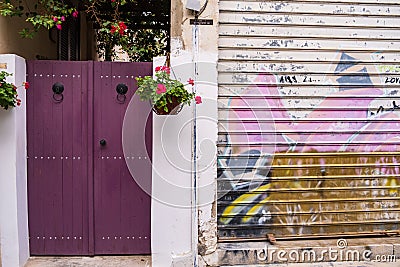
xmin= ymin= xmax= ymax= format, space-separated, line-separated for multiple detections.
xmin=1 ymin=0 xmax=76 ymax=31
xmin=122 ymin=29 xmax=168 ymax=62
xmin=19 ymin=28 xmax=36 ymax=38
xmin=136 ymin=69 xmax=195 ymax=113
xmin=0 ymin=71 xmax=18 ymax=110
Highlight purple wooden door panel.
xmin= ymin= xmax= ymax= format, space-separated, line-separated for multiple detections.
xmin=93 ymin=62 xmax=152 ymax=254
xmin=27 ymin=61 xmax=90 ymax=255
xmin=27 ymin=61 xmax=152 ymax=256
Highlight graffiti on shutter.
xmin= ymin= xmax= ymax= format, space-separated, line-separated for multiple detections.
xmin=217 ymin=0 xmax=400 ymax=240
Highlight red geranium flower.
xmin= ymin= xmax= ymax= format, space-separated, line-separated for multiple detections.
xmin=23 ymin=82 xmax=30 ymax=89
xmin=187 ymin=78 xmax=194 ymax=86
xmin=111 ymin=25 xmax=117 ymax=34
xmin=161 ymin=66 xmax=170 ymax=74
xmin=118 ymin=22 xmax=127 ymax=35
xmin=119 ymin=22 xmax=127 ymax=30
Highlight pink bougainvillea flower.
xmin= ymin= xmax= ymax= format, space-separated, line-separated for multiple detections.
xmin=56 ymin=24 xmax=62 ymax=30
xmin=61 ymin=16 xmax=66 ymax=22
xmin=187 ymin=78 xmax=194 ymax=86
xmin=195 ymin=96 xmax=202 ymax=104
xmin=72 ymin=10 xmax=79 ymax=18
xmin=23 ymin=82 xmax=30 ymax=89
xmin=156 ymin=83 xmax=167 ymax=94
xmin=155 ymin=66 xmax=162 ymax=72
xmin=53 ymin=16 xmax=58 ymax=22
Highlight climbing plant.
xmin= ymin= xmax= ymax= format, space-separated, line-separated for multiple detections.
xmin=0 ymin=0 xmax=170 ymax=61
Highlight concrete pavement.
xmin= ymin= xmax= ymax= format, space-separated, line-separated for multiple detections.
xmin=25 ymin=256 xmax=151 ymax=267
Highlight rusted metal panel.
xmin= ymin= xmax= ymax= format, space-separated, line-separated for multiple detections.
xmin=217 ymin=0 xmax=400 ymax=240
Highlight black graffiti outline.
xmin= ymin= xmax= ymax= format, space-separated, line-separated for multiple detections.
xmin=370 ymin=100 xmax=400 ymax=116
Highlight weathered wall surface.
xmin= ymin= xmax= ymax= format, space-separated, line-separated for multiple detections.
xmin=217 ymin=0 xmax=400 ymax=241
xmin=170 ymin=0 xmax=219 ymax=56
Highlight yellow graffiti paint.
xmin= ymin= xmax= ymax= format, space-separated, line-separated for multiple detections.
xmin=219 ymin=152 xmax=400 ymax=235
xmin=220 ymin=183 xmax=271 ymax=224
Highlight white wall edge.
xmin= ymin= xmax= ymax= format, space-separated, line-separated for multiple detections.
xmin=0 ymin=54 xmax=29 ymax=267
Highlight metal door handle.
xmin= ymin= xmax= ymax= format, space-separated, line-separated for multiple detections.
xmin=100 ymin=139 xmax=107 ymax=146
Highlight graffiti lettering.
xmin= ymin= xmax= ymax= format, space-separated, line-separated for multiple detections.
xmin=279 ymin=75 xmax=298 ymax=84
xmin=279 ymin=75 xmax=320 ymax=84
xmin=303 ymin=76 xmax=312 ymax=83
xmin=371 ymin=100 xmax=400 ymax=116
xmin=378 ymin=65 xmax=400 ymax=73
xmin=385 ymin=77 xmax=400 ymax=84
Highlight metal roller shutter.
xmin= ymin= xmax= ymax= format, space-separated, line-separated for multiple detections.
xmin=217 ymin=0 xmax=400 ymax=241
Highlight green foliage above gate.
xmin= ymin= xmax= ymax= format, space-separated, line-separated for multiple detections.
xmin=0 ymin=0 xmax=170 ymax=61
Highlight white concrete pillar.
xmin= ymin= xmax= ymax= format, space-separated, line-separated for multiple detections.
xmin=151 ymin=56 xmax=195 ymax=267
xmin=151 ymin=52 xmax=218 ymax=267
xmin=0 ymin=54 xmax=29 ymax=267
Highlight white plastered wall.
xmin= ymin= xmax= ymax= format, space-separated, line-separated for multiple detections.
xmin=0 ymin=54 xmax=29 ymax=267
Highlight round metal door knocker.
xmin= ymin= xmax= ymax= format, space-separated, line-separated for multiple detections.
xmin=52 ymin=82 xmax=64 ymax=103
xmin=116 ymin=83 xmax=128 ymax=104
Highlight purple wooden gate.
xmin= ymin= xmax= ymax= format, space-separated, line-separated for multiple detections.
xmin=27 ymin=61 xmax=152 ymax=255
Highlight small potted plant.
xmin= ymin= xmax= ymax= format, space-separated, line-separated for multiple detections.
xmin=135 ymin=66 xmax=201 ymax=115
xmin=0 ymin=71 xmax=29 ymax=110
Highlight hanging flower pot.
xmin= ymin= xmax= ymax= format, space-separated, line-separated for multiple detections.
xmin=152 ymin=95 xmax=183 ymax=115
xmin=0 ymin=71 xmax=29 ymax=110
xmin=136 ymin=66 xmax=200 ymax=115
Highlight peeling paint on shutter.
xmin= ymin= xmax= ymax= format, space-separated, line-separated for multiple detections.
xmin=217 ymin=0 xmax=400 ymax=240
